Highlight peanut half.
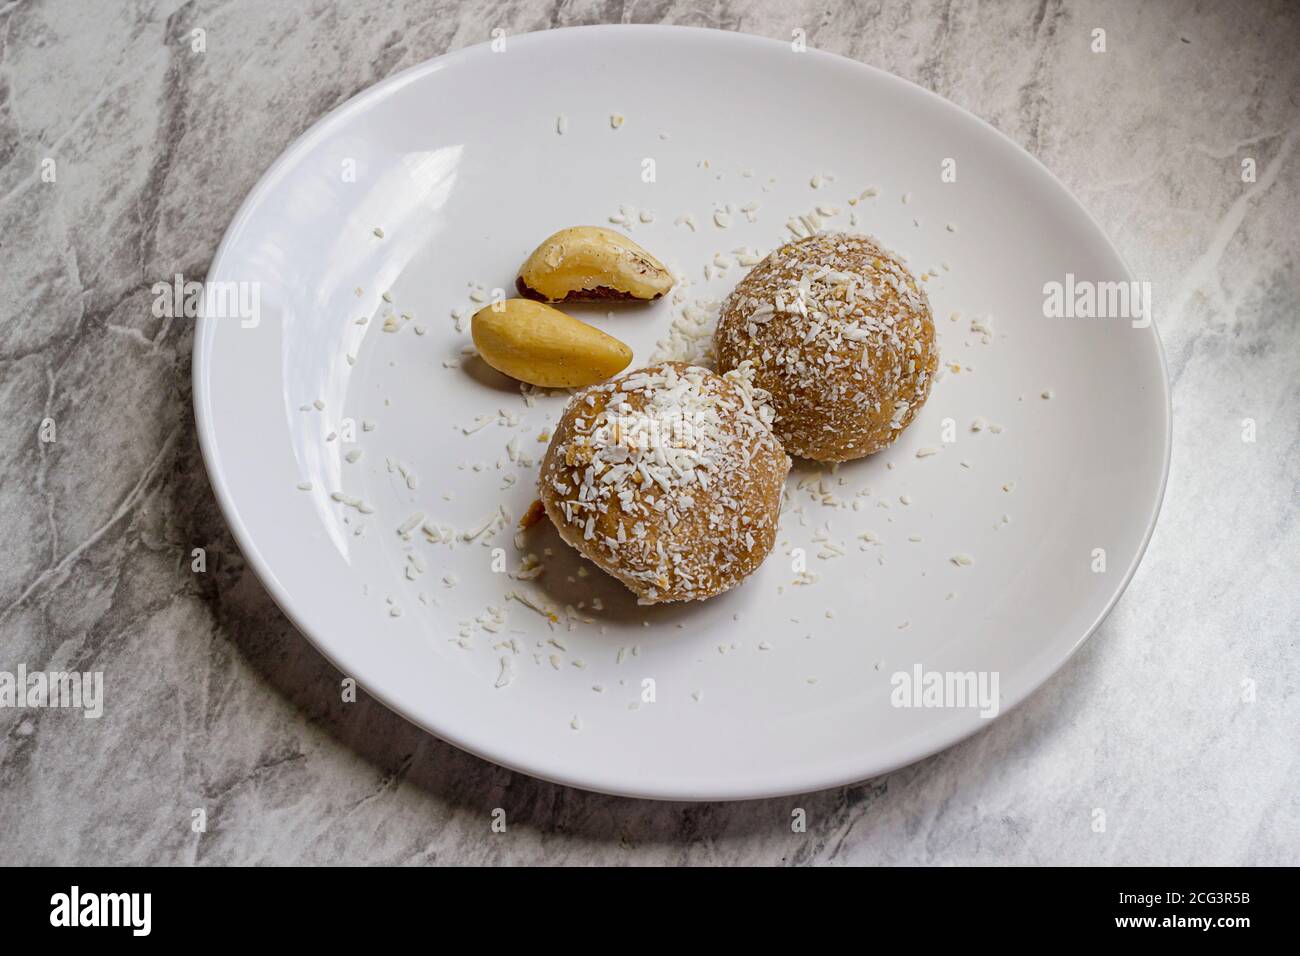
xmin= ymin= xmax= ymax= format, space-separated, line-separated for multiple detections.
xmin=516 ymin=226 xmax=674 ymax=303
xmin=471 ymin=298 xmax=633 ymax=388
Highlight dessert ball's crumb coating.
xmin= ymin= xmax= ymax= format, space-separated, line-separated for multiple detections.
xmin=539 ymin=361 xmax=790 ymax=604
xmin=714 ymin=233 xmax=939 ymax=461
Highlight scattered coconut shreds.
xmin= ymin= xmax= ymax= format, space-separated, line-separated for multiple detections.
xmin=556 ymin=113 xmax=567 ymax=135
xmin=650 ymin=297 xmax=719 ymax=365
xmin=951 ymin=553 xmax=975 ymax=567
xmin=915 ymin=446 xmax=940 ymax=458
xmin=1003 ymin=481 xmax=1016 ymax=493
xmin=372 ymin=226 xmax=385 ymax=238
xmin=494 ymin=657 xmax=514 ymax=689
xmin=1041 ymin=388 xmax=1055 ymax=400
xmin=396 ymin=512 xmax=425 ymax=538
xmin=461 ymin=507 xmax=507 ymax=543
xmin=570 ymin=715 xmax=582 ymax=731
xmin=394 ymin=460 xmax=419 ymax=490
xmin=330 ymin=491 xmax=375 ymax=514
xmin=971 ymin=316 xmax=995 ymax=344
xmin=610 ymin=113 xmax=625 ymax=129
xmin=296 ymin=481 xmax=313 ymax=491
xmin=675 ymin=213 xmax=697 ymax=232
xmin=507 ymin=589 xmax=559 ymax=624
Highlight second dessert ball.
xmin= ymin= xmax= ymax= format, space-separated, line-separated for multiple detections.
xmin=715 ymin=233 xmax=939 ymax=461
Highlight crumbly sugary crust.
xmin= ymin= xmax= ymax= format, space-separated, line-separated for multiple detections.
xmin=539 ymin=361 xmax=790 ymax=604
xmin=714 ymin=233 xmax=938 ymax=461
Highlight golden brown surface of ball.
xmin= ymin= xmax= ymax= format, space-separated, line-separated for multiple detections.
xmin=539 ymin=362 xmax=790 ymax=604
xmin=714 ymin=233 xmax=939 ymax=461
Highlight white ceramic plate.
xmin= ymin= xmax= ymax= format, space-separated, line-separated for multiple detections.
xmin=194 ymin=25 xmax=1169 ymax=800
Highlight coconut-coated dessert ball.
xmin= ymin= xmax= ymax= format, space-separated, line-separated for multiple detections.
xmin=539 ymin=361 xmax=790 ymax=604
xmin=714 ymin=233 xmax=938 ymax=461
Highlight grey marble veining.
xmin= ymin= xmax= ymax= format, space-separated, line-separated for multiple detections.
xmin=1 ymin=0 xmax=1297 ymax=865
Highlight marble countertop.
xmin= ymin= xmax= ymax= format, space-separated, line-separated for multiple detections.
xmin=1 ymin=0 xmax=1296 ymax=865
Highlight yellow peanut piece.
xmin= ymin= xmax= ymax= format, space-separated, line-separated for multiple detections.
xmin=516 ymin=226 xmax=674 ymax=303
xmin=471 ymin=298 xmax=633 ymax=388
